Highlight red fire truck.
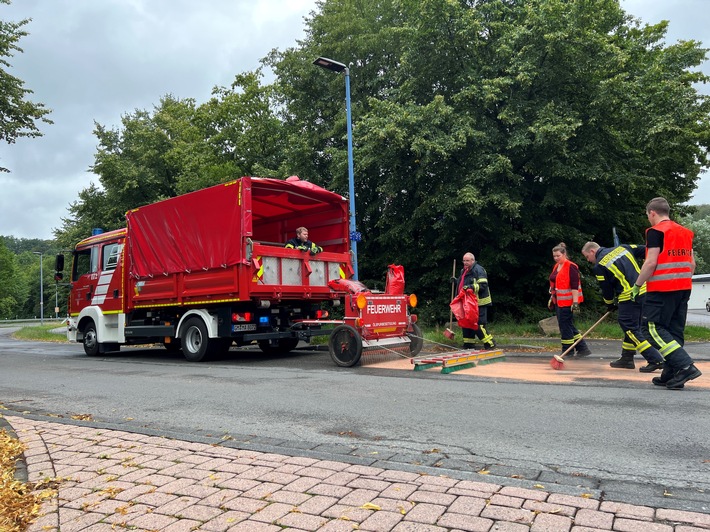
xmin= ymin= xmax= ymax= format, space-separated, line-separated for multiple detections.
xmin=56 ymin=176 xmax=422 ymax=366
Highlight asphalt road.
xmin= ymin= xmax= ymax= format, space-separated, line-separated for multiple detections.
xmin=1 ymin=328 xmax=709 ymax=512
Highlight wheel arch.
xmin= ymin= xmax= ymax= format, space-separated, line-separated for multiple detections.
xmin=175 ymin=309 xmax=219 ymax=339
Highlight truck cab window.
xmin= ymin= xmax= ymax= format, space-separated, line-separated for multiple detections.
xmin=103 ymin=243 xmax=123 ymax=271
xmin=72 ymin=247 xmax=99 ymax=281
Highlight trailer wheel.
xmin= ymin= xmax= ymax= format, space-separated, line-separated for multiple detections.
xmin=258 ymin=338 xmax=299 ymax=355
xmin=82 ymin=322 xmax=100 ymax=356
xmin=181 ymin=317 xmax=216 ymax=362
xmin=329 ymin=325 xmax=362 ymax=367
xmin=407 ymin=323 xmax=424 ymax=357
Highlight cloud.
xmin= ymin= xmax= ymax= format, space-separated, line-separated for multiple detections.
xmin=0 ymin=0 xmax=316 ymax=239
xmin=1 ymin=0 xmax=708 ymax=239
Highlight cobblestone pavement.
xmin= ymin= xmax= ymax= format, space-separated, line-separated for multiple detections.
xmin=5 ymin=415 xmax=710 ymax=532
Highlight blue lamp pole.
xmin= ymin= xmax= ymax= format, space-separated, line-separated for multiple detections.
xmin=32 ymin=251 xmax=44 ymax=325
xmin=313 ymin=56 xmax=359 ymax=280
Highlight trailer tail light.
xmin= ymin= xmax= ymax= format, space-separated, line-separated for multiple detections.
xmin=409 ymin=294 xmax=418 ymax=308
xmin=232 ymin=312 xmax=253 ymax=323
xmin=356 ymin=294 xmax=367 ymax=309
xmin=410 ymin=314 xmax=418 ymax=323
xmin=356 ymin=317 xmax=363 ymax=327
xmin=315 ymin=310 xmax=329 ymax=319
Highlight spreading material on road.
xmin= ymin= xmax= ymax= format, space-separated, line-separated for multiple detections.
xmin=550 ymin=311 xmax=611 ymax=370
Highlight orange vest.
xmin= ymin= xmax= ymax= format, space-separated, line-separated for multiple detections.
xmin=646 ymin=220 xmax=694 ymax=292
xmin=550 ymin=259 xmax=584 ymax=307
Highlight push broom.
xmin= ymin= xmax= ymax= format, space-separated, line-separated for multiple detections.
xmin=443 ymin=259 xmax=456 ymax=340
xmin=550 ymin=311 xmax=611 ymax=370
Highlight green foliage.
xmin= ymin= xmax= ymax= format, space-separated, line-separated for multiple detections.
xmin=0 ymin=0 xmax=52 ymax=171
xmin=0 ymin=238 xmax=25 ymax=318
xmin=52 ymin=0 xmax=710 ymax=324
xmin=268 ymin=0 xmax=710 ymax=321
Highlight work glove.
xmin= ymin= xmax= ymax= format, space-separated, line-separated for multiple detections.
xmin=309 ymin=244 xmax=322 ymax=255
xmin=631 ymin=284 xmax=640 ymax=301
xmin=463 ymin=284 xmax=473 ymax=292
xmin=571 ymin=302 xmax=580 ymax=314
xmin=547 ymin=298 xmax=554 ymax=311
xmin=297 ymin=245 xmax=308 ymax=252
xmin=450 ymin=277 xmax=457 ymax=284
xmin=606 ymin=303 xmax=618 ymax=312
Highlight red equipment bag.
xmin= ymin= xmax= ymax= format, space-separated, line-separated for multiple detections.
xmin=450 ymin=289 xmax=479 ymax=329
xmin=385 ymin=264 xmax=405 ymax=295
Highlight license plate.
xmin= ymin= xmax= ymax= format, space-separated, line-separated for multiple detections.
xmin=232 ymin=324 xmax=257 ymax=332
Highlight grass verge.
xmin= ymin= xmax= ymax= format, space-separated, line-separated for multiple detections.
xmin=11 ymin=323 xmax=67 ymax=343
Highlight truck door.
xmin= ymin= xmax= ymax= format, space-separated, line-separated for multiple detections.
xmin=70 ymin=246 xmax=99 ymax=316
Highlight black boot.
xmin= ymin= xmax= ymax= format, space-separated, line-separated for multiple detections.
xmin=610 ymin=349 xmax=635 ymax=369
xmin=609 ymin=349 xmax=636 ymax=369
xmin=575 ymin=341 xmax=592 ymax=358
xmin=652 ymin=365 xmax=676 ymax=387
xmin=463 ymin=342 xmax=476 ymax=350
xmin=639 ymin=361 xmax=664 ymax=373
xmin=666 ymin=364 xmax=702 ymax=390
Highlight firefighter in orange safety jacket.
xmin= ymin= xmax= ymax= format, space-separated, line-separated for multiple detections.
xmin=549 ymin=242 xmax=592 ymax=357
xmin=632 ymin=197 xmax=702 ymax=390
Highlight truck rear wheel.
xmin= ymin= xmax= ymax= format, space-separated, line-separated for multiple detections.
xmin=82 ymin=322 xmax=100 ymax=356
xmin=181 ymin=317 xmax=217 ymax=362
xmin=407 ymin=323 xmax=424 ymax=357
xmin=329 ymin=325 xmax=362 ymax=367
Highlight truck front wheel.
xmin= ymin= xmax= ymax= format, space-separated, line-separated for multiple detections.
xmin=329 ymin=325 xmax=362 ymax=367
xmin=82 ymin=322 xmax=100 ymax=356
xmin=181 ymin=317 xmax=216 ymax=362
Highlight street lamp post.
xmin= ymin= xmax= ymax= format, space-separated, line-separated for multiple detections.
xmin=313 ymin=56 xmax=359 ymax=280
xmin=32 ymin=251 xmax=44 ymax=325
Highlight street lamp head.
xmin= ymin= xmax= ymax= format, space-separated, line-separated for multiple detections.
xmin=33 ymin=251 xmax=42 ymax=256
xmin=313 ymin=56 xmax=347 ymax=74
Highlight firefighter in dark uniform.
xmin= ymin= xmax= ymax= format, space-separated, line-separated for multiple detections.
xmin=581 ymin=241 xmax=665 ymax=372
xmin=633 ymin=197 xmax=702 ymax=389
xmin=453 ymin=252 xmax=496 ymax=349
xmin=285 ymin=227 xmax=322 ymax=254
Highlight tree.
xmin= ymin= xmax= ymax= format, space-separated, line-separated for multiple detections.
xmin=268 ymin=0 xmax=710 ymax=320
xmin=0 ymin=0 xmax=52 ymax=172
xmin=55 ymin=73 xmax=288 ymax=248
xmin=0 ymin=237 xmax=26 ymax=318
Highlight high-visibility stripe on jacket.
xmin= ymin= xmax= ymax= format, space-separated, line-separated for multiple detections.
xmin=646 ymin=220 xmax=694 ymax=292
xmin=594 ymin=244 xmax=646 ymax=303
xmin=550 ymin=259 xmax=584 ymax=307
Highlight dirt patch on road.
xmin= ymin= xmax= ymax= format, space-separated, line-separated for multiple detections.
xmin=365 ymin=353 xmax=710 ymax=388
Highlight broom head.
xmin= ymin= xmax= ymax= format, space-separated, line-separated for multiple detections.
xmin=443 ymin=328 xmax=455 ymax=340
xmin=550 ymin=354 xmax=565 ymax=370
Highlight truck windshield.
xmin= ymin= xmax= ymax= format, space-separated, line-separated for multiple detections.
xmin=72 ymin=247 xmax=99 ymax=281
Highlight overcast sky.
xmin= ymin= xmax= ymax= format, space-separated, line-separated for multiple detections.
xmin=1 ymin=0 xmax=708 ymax=240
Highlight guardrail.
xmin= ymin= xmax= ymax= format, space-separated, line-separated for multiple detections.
xmin=0 ymin=318 xmax=66 ymax=326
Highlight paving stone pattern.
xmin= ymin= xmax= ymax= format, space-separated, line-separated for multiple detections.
xmin=6 ymin=416 xmax=710 ymax=532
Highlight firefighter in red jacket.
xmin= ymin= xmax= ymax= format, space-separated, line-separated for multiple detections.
xmin=549 ymin=242 xmax=591 ymax=357
xmin=632 ymin=197 xmax=702 ymax=389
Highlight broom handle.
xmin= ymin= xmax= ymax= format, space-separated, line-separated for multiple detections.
xmin=559 ymin=311 xmax=611 ymax=359
xmin=449 ymin=259 xmax=456 ymax=328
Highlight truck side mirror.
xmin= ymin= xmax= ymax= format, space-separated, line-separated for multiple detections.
xmin=55 ymin=254 xmax=64 ymax=271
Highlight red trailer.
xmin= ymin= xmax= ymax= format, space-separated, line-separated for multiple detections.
xmin=58 ymin=176 xmax=421 ymax=365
